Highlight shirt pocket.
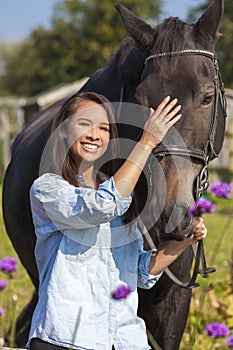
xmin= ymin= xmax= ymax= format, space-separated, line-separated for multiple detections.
xmin=62 ymin=237 xmax=97 ymax=262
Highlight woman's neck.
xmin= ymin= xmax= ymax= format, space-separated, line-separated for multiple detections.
xmin=79 ymin=164 xmax=97 ymax=189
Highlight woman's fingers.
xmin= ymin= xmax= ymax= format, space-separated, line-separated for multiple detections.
xmin=151 ymin=97 xmax=181 ymax=123
xmin=165 ymin=113 xmax=182 ymax=127
xmin=155 ymin=97 xmax=178 ymax=116
xmin=193 ymin=217 xmax=207 ymax=240
xmin=155 ymin=96 xmax=171 ymax=113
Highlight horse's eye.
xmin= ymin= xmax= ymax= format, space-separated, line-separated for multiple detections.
xmin=202 ymin=94 xmax=214 ymax=106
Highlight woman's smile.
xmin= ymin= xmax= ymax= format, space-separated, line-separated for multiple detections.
xmin=81 ymin=142 xmax=100 ymax=152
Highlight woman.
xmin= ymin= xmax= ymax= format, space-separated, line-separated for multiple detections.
xmin=27 ymin=92 xmax=207 ymax=350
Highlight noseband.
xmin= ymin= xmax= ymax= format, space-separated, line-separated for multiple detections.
xmin=144 ymin=49 xmax=227 ymax=288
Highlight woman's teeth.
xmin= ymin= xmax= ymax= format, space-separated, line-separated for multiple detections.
xmin=82 ymin=143 xmax=98 ymax=149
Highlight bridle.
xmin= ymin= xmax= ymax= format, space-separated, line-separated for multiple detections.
xmin=144 ymin=49 xmax=227 ymax=288
xmin=145 ymin=49 xmax=227 ymax=197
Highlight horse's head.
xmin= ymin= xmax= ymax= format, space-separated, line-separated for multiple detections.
xmin=116 ymin=0 xmax=226 ymax=242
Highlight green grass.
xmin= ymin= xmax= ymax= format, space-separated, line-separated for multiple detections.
xmin=0 ymin=184 xmax=34 ymax=344
xmin=180 ymin=196 xmax=233 ymax=350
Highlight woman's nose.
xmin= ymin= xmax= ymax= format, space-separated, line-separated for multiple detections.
xmin=86 ymin=127 xmax=99 ymax=140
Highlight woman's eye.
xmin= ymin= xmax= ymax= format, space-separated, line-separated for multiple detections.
xmin=202 ymin=94 xmax=214 ymax=106
xmin=78 ymin=122 xmax=90 ymax=126
xmin=100 ymin=127 xmax=110 ymax=132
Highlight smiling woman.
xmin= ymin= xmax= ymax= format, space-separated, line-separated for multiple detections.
xmin=25 ymin=89 xmax=207 ymax=350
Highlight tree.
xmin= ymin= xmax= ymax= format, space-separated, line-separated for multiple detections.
xmin=0 ymin=0 xmax=162 ymax=97
xmin=187 ymin=0 xmax=233 ymax=89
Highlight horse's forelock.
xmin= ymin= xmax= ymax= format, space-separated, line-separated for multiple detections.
xmin=153 ymin=17 xmax=189 ymax=53
xmin=150 ymin=17 xmax=196 ymax=73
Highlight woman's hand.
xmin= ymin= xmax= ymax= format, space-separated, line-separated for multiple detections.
xmin=139 ymin=96 xmax=182 ymax=150
xmin=149 ymin=216 xmax=208 ymax=275
xmin=190 ymin=217 xmax=207 ymax=244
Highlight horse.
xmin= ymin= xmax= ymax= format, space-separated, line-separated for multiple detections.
xmin=2 ymin=0 xmax=226 ymax=349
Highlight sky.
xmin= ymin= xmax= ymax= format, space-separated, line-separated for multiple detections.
xmin=0 ymin=0 xmax=206 ymax=42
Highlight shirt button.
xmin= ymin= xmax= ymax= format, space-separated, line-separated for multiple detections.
xmin=111 ymin=267 xmax=115 ymax=272
xmin=113 ymin=336 xmax=118 ymax=340
xmin=111 ymin=312 xmax=116 ymax=317
xmin=106 ymin=222 xmax=110 ymax=227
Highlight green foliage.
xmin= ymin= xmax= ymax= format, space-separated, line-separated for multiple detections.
xmin=216 ymin=0 xmax=233 ymax=89
xmin=0 ymin=0 xmax=162 ymax=97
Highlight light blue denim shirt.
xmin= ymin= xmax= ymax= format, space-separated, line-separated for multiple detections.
xmin=27 ymin=173 xmax=163 ymax=350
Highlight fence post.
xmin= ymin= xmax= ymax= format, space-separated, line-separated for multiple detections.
xmin=0 ymin=110 xmax=11 ymax=170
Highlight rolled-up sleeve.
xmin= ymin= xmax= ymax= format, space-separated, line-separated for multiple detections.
xmin=30 ymin=173 xmax=132 ymax=230
xmin=137 ymin=239 xmax=163 ymax=290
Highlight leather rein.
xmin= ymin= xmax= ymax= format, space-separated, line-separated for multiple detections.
xmin=144 ymin=49 xmax=227 ymax=288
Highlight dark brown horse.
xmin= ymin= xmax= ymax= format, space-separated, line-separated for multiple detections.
xmin=2 ymin=1 xmax=226 ymax=349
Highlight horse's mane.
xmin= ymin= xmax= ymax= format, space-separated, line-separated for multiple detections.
xmin=105 ymin=37 xmax=145 ymax=85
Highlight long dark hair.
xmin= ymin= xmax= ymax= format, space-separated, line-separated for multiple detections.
xmin=50 ymin=91 xmax=119 ymax=187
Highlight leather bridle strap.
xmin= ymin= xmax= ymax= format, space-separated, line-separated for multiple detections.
xmin=145 ymin=49 xmax=215 ymax=63
xmin=153 ymin=145 xmax=206 ymax=162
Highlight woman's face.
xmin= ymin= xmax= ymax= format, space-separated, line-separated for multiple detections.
xmin=67 ymin=100 xmax=110 ymax=165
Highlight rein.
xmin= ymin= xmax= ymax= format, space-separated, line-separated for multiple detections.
xmin=143 ymin=49 xmax=227 ymax=288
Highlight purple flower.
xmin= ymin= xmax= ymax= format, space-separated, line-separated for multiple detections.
xmin=111 ymin=284 xmax=132 ymax=300
xmin=204 ymin=322 xmax=230 ymax=338
xmin=0 ymin=257 xmax=18 ymax=274
xmin=0 ymin=308 xmax=3 ymax=317
xmin=210 ymin=181 xmax=232 ymax=198
xmin=0 ymin=280 xmax=7 ymax=290
xmin=187 ymin=198 xmax=216 ymax=217
xmin=226 ymin=335 xmax=233 ymax=347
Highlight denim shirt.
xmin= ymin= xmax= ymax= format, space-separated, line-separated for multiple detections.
xmin=27 ymin=173 xmax=163 ymax=350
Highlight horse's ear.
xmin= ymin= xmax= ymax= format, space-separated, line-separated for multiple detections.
xmin=195 ymin=0 xmax=224 ymax=43
xmin=115 ymin=3 xmax=154 ymax=52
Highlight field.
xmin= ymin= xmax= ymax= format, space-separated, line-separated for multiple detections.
xmin=0 ymin=184 xmax=34 ymax=346
xmin=0 ymin=184 xmax=233 ymax=349
xmin=181 ymin=209 xmax=233 ymax=349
